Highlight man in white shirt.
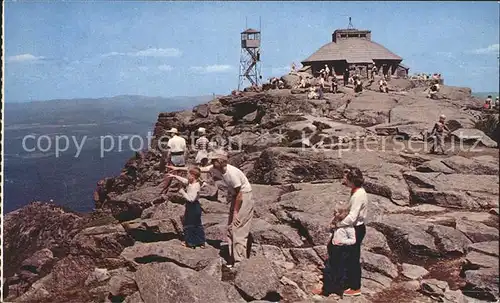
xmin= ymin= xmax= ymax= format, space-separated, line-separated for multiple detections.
xmin=336 ymin=167 xmax=368 ymax=297
xmin=208 ymin=151 xmax=254 ymax=266
xmin=166 ymin=128 xmax=187 ymax=167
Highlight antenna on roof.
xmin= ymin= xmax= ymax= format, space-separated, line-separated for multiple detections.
xmin=347 ymin=17 xmax=354 ymax=29
xmin=246 ymin=17 xmax=248 ymax=29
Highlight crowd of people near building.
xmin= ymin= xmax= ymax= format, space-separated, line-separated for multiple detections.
xmin=409 ymin=73 xmax=442 ymax=81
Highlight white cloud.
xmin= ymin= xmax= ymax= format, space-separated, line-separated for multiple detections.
xmin=137 ymin=66 xmax=149 ymax=72
xmin=190 ymin=64 xmax=233 ymax=73
xmin=102 ymin=48 xmax=182 ymax=58
xmin=8 ymin=53 xmax=45 ymax=62
xmin=470 ymin=44 xmax=499 ymax=55
xmin=158 ymin=64 xmax=173 ymax=71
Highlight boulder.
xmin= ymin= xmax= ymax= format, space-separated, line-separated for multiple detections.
xmin=251 ymin=220 xmax=304 ymax=248
xmin=361 ymin=250 xmax=398 ymax=279
xmin=416 ymin=159 xmax=456 ymax=174
xmin=465 ymin=251 xmax=498 ymax=269
xmin=70 ymin=224 xmax=134 ymax=258
xmin=451 ymin=128 xmax=497 ymax=148
xmin=84 ymin=268 xmax=111 ymax=286
xmin=370 ymin=214 xmax=440 ymax=256
xmin=234 ymin=256 xmax=281 ymax=301
xmin=426 ymin=224 xmax=472 ymax=255
xmin=463 ymin=268 xmax=499 ymax=301
xmin=120 ymin=240 xmax=220 ymax=270
xmin=401 ymin=263 xmax=429 ymax=280
xmin=420 ymin=279 xmax=449 ymax=298
xmin=289 ymin=248 xmax=324 ymax=267
xmin=404 ymin=172 xmax=499 ymax=209
xmin=456 ymin=219 xmax=499 ymax=243
xmin=122 ymin=218 xmax=180 ymax=241
xmin=467 ymin=241 xmax=499 ymax=257
xmin=134 ymin=262 xmax=232 ymax=303
xmin=193 ymin=104 xmax=210 ymax=118
xmin=20 ymin=249 xmax=55 ymax=276
xmin=106 ymin=186 xmax=164 ymax=221
xmin=441 ymin=156 xmax=499 ymax=175
xmin=363 ymin=227 xmax=391 ymax=252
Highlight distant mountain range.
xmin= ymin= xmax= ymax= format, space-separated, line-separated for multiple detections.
xmin=473 ymin=92 xmax=498 ymax=98
xmin=4 ymin=95 xmax=213 ymax=213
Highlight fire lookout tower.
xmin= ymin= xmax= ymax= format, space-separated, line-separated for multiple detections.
xmin=238 ymin=28 xmax=261 ymax=90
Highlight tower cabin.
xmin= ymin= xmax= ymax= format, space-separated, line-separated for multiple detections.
xmin=241 ymin=28 xmax=261 ymax=49
xmin=302 ymin=28 xmax=409 ymax=79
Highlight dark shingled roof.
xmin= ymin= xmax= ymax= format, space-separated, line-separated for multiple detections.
xmin=302 ymin=38 xmax=402 ymax=64
xmin=241 ymin=28 xmax=260 ymax=34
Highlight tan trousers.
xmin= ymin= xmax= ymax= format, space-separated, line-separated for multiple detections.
xmin=228 ymin=191 xmax=254 ymax=263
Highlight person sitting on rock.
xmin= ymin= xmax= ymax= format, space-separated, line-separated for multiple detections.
xmin=168 ymin=166 xmax=206 ymax=249
xmin=429 ymin=114 xmax=450 ymax=155
xmin=379 ymin=79 xmax=388 ymax=93
xmin=296 ymin=76 xmax=307 ymax=89
xmin=313 ymin=206 xmax=356 ymax=297
xmin=307 ymin=86 xmax=318 ymax=99
xmin=484 ymin=95 xmax=492 ymax=110
xmin=354 ymin=78 xmax=363 ymax=93
xmin=278 ymin=79 xmax=285 ymax=89
xmin=290 ymin=62 xmax=297 ymax=74
xmin=427 ymin=81 xmax=440 ymax=99
xmin=495 ymin=97 xmax=499 ymax=110
xmin=195 ymin=127 xmax=210 ymax=166
xmin=331 ymin=77 xmax=338 ymax=94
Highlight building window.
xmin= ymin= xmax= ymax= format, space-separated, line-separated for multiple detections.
xmin=341 ymin=34 xmax=347 ymax=38
xmin=360 ymin=34 xmax=366 ymax=38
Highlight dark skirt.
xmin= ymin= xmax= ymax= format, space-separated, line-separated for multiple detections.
xmin=323 ymin=240 xmax=350 ymax=295
xmin=183 ymin=201 xmax=206 ymax=247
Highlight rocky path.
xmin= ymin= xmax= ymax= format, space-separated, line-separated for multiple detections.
xmin=4 ymin=83 xmax=499 ymax=303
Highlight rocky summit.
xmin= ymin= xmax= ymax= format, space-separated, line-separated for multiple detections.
xmin=4 ymin=79 xmax=499 ymax=303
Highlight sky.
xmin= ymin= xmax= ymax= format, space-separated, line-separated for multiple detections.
xmin=4 ymin=1 xmax=499 ymax=102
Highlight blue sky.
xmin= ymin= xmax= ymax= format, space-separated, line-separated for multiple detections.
xmin=4 ymin=1 xmax=499 ymax=102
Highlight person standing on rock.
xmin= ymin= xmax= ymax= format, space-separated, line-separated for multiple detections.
xmin=343 ymin=68 xmax=350 ymax=86
xmin=208 ymin=151 xmax=254 ymax=267
xmin=195 ymin=127 xmax=210 ymax=166
xmin=168 ymin=166 xmax=206 ymax=249
xmin=429 ymin=114 xmax=450 ymax=155
xmin=169 ymin=150 xmax=254 ymax=266
xmin=162 ymin=127 xmax=188 ymax=193
xmin=166 ymin=128 xmax=187 ymax=167
xmin=335 ymin=168 xmax=368 ymax=297
xmin=313 ymin=206 xmax=356 ymax=296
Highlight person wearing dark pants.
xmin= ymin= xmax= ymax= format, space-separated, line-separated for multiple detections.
xmin=343 ymin=68 xmax=349 ymax=86
xmin=346 ymin=224 xmax=366 ymax=292
xmin=336 ymin=168 xmax=368 ymax=297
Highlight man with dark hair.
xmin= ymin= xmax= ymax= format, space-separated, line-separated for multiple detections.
xmin=335 ymin=168 xmax=368 ymax=297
